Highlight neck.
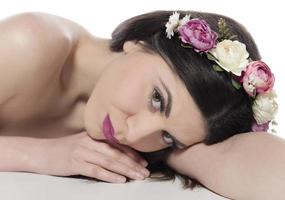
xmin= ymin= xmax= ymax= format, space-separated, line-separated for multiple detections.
xmin=63 ymin=36 xmax=123 ymax=102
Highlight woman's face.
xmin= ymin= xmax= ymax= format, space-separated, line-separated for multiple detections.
xmin=84 ymin=41 xmax=207 ymax=152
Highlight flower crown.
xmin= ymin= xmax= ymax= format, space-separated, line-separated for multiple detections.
xmin=165 ymin=11 xmax=278 ymax=132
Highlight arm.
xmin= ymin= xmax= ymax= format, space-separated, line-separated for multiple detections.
xmin=0 ymin=13 xmax=69 ymax=171
xmin=0 ymin=136 xmax=47 ymax=172
xmin=0 ymin=132 xmax=149 ymax=183
xmin=167 ymin=132 xmax=285 ymax=200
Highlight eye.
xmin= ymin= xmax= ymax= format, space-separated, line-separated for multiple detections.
xmin=162 ymin=132 xmax=175 ymax=146
xmin=148 ymin=87 xmax=165 ymax=112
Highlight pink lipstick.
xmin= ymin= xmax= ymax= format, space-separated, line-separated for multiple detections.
xmin=103 ymin=114 xmax=119 ymax=144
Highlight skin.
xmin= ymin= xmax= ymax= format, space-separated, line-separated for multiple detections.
xmin=0 ymin=12 xmax=206 ymax=184
xmin=1 ymin=12 xmax=285 ymax=199
xmin=0 ymin=13 xmax=285 ymax=200
xmin=167 ymin=132 xmax=285 ymax=200
xmin=83 ymin=40 xmax=207 ymax=152
xmin=0 ymin=12 xmax=154 ymax=183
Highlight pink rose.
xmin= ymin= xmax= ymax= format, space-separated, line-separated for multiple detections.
xmin=241 ymin=61 xmax=275 ymax=97
xmin=251 ymin=121 xmax=269 ymax=132
xmin=178 ymin=18 xmax=218 ymax=53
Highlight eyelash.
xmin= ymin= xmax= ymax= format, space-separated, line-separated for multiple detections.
xmin=148 ymin=87 xmax=177 ymax=149
xmin=162 ymin=131 xmax=178 ymax=149
xmin=148 ymin=87 xmax=165 ymax=113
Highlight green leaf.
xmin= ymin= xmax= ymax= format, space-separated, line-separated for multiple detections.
xmin=206 ymin=53 xmax=218 ymax=62
xmin=212 ymin=64 xmax=223 ymax=72
xmin=218 ymin=18 xmax=238 ymax=41
xmin=271 ymin=129 xmax=277 ymax=133
xmin=180 ymin=43 xmax=192 ymax=49
xmin=248 ymin=57 xmax=253 ymax=63
xmin=231 ymin=78 xmax=241 ymax=89
xmin=228 ymin=34 xmax=238 ymax=40
xmin=272 ymin=120 xmax=278 ymax=125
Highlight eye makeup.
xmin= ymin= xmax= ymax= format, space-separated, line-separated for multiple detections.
xmin=148 ymin=86 xmax=165 ymax=113
xmin=148 ymin=84 xmax=187 ymax=149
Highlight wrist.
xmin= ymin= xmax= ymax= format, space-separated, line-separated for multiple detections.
xmin=0 ymin=136 xmax=52 ymax=173
xmin=167 ymin=139 xmax=231 ymax=180
xmin=24 ymin=137 xmax=54 ymax=174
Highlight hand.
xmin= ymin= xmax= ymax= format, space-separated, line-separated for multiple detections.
xmin=34 ymin=131 xmax=150 ymax=183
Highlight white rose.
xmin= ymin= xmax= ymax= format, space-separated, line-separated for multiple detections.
xmin=252 ymin=90 xmax=278 ymax=124
xmin=210 ymin=40 xmax=249 ymax=76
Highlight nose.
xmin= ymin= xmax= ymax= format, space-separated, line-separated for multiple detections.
xmin=124 ymin=128 xmax=167 ymax=152
xmin=122 ymin=113 xmax=165 ymax=150
xmin=124 ymin=128 xmax=162 ymax=144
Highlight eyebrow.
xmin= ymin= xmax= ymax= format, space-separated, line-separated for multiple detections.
xmin=159 ymin=77 xmax=188 ymax=148
xmin=158 ymin=77 xmax=172 ymax=119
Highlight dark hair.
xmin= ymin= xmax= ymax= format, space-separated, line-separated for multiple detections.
xmin=109 ymin=10 xmax=260 ymax=189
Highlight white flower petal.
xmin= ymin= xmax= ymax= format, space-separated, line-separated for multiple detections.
xmin=178 ymin=14 xmax=191 ymax=27
xmin=165 ymin=11 xmax=181 ymax=39
xmin=253 ymin=90 xmax=278 ymax=124
xmin=210 ymin=40 xmax=249 ymax=75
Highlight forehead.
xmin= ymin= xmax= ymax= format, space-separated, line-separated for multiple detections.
xmin=141 ymin=51 xmax=207 ymax=145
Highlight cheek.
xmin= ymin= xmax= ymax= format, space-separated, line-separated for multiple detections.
xmin=88 ymin=64 xmax=151 ymax=115
xmin=113 ymin=76 xmax=148 ymax=114
xmin=130 ymin=135 xmax=166 ymax=152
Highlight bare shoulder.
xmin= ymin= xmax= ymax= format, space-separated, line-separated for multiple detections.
xmin=0 ymin=12 xmax=94 ymax=124
xmin=0 ymin=12 xmax=74 ymax=102
xmin=0 ymin=11 xmax=95 ymax=101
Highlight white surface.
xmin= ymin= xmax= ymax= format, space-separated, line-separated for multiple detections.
xmin=0 ymin=172 xmax=228 ymax=200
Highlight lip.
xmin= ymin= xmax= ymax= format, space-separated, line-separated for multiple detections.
xmin=103 ymin=114 xmax=120 ymax=144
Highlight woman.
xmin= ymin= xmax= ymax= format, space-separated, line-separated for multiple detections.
xmin=0 ymin=10 xmax=283 ymax=199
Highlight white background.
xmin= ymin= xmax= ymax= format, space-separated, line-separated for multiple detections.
xmin=0 ymin=0 xmax=284 ymax=138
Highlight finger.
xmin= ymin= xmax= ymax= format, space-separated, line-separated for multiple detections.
xmin=84 ymin=138 xmax=149 ymax=176
xmin=80 ymin=148 xmax=147 ymax=180
xmin=112 ymin=143 xmax=148 ymax=167
xmin=84 ymin=134 xmax=145 ymax=164
xmin=78 ymin=162 xmax=127 ymax=183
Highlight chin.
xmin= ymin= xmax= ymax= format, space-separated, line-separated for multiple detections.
xmin=83 ymin=107 xmax=104 ymax=140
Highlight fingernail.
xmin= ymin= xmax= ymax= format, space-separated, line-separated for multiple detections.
xmin=133 ymin=172 xmax=144 ymax=180
xmin=140 ymin=168 xmax=150 ymax=177
xmin=116 ymin=177 xmax=126 ymax=183
xmin=140 ymin=160 xmax=148 ymax=167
